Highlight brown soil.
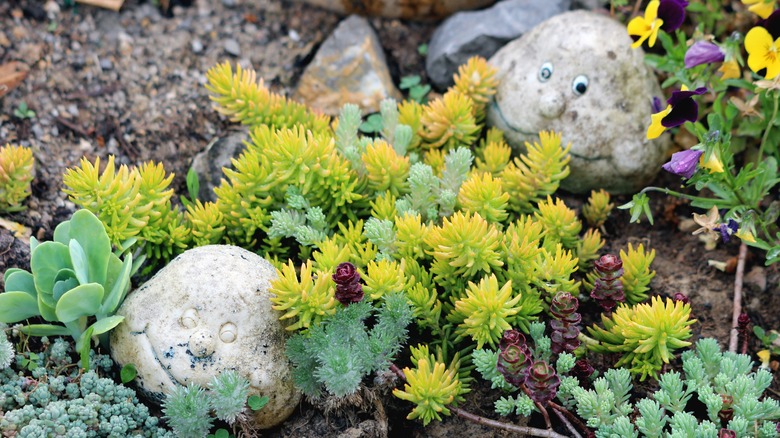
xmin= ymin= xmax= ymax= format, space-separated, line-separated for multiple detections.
xmin=1 ymin=1 xmax=778 ymax=437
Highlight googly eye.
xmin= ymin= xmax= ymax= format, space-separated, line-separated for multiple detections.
xmin=572 ymin=75 xmax=589 ymax=96
xmin=538 ymin=62 xmax=553 ymax=82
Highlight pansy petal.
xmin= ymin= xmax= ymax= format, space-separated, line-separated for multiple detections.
xmin=658 ymin=0 xmax=687 ymax=31
xmin=750 ymin=1 xmax=775 ymax=19
xmin=667 ymin=87 xmax=707 ymax=106
xmin=759 ymin=9 xmax=780 ymax=39
xmin=745 ymin=27 xmax=775 ymax=75
xmin=662 ymin=98 xmax=698 ymax=127
xmin=647 ymin=105 xmax=672 ymax=139
xmin=718 ymin=60 xmax=741 ymax=79
xmin=684 ymin=41 xmax=725 ymax=68
xmin=765 ymin=50 xmax=780 ymax=79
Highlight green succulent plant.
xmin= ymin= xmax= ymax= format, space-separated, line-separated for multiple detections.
xmin=0 ymin=209 xmax=132 ymax=365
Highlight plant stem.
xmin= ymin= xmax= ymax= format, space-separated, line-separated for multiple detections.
xmin=758 ymin=91 xmax=779 ymax=163
xmin=728 ymin=242 xmax=749 ymax=353
xmin=552 ymin=408 xmax=582 ymax=438
xmin=549 ymin=401 xmax=591 ymax=437
xmin=577 ymin=332 xmax=600 ymax=348
xmin=450 ymin=407 xmax=569 ymax=438
xmin=638 ymin=186 xmax=735 ymax=208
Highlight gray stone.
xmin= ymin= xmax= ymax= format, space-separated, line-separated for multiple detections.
xmin=111 ymin=245 xmax=301 ymax=429
xmin=224 ymin=38 xmax=241 ymax=57
xmin=189 ymin=130 xmax=248 ymax=202
xmin=293 ymin=15 xmax=401 ymax=116
xmin=426 ymin=0 xmax=570 ymax=90
xmin=486 ymin=10 xmax=671 ymax=194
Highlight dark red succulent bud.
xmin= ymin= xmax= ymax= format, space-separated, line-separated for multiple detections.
xmin=738 ymin=313 xmax=750 ymax=327
xmin=718 ymin=429 xmax=736 ymax=438
xmin=594 ymin=254 xmax=623 ymax=278
xmin=550 ymin=292 xmax=581 ymax=323
xmin=672 ymin=292 xmax=690 ymax=305
xmin=497 ymin=343 xmax=532 ymax=387
xmin=524 ymin=360 xmax=561 ymax=405
xmin=550 ymin=321 xmax=581 ymax=354
xmin=719 ymin=395 xmax=734 ymax=423
xmin=500 ymin=329 xmax=526 ymax=350
xmin=572 ymin=359 xmax=595 ymax=380
xmin=332 ymin=262 xmax=364 ymax=305
xmin=591 ymin=254 xmax=625 ymax=313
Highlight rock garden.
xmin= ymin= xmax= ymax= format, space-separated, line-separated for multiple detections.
xmin=1 ymin=0 xmax=780 ymax=436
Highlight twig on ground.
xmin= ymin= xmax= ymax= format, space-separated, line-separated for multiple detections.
xmin=450 ymin=407 xmax=569 ymax=438
xmin=552 ymin=408 xmax=582 ymax=438
xmin=729 ymin=242 xmax=749 ymax=353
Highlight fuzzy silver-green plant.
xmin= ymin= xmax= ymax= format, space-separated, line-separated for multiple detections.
xmin=0 ymin=144 xmax=34 ymax=212
xmin=209 ymin=370 xmax=250 ymax=423
xmin=163 ymin=383 xmax=213 ymax=437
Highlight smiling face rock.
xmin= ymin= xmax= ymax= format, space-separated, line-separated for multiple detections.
xmin=110 ymin=245 xmax=300 ymax=429
xmin=486 ymin=10 xmax=671 ymax=194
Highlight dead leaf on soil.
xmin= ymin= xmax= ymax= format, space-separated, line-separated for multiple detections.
xmin=0 ymin=217 xmax=30 ymax=245
xmin=0 ymin=61 xmax=29 ymax=99
xmin=75 ymin=0 xmax=125 ymax=11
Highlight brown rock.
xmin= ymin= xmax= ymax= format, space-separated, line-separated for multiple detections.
xmin=293 ymin=15 xmax=401 ymax=116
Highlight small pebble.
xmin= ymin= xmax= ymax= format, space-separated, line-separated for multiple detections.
xmin=289 ymin=29 xmax=300 ymax=42
xmin=224 ymin=39 xmax=240 ymax=57
xmin=67 ymin=104 xmax=79 ymax=117
xmin=100 ymin=58 xmax=113 ymax=71
xmin=32 ymin=124 xmax=44 ymax=140
xmin=221 ymin=0 xmax=236 ymax=7
xmin=191 ymin=39 xmax=204 ymax=54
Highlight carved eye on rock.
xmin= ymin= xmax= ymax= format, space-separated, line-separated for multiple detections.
xmin=538 ymin=62 xmax=553 ymax=82
xmin=180 ymin=308 xmax=199 ymax=329
xmin=572 ymin=75 xmax=589 ymax=96
xmin=219 ymin=322 xmax=238 ymax=343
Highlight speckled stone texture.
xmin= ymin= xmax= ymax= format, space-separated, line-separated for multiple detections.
xmin=486 ymin=10 xmax=672 ymax=194
xmin=110 ymin=245 xmax=300 ymax=429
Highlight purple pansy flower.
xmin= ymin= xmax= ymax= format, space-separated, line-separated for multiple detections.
xmin=759 ymin=9 xmax=780 ymax=40
xmin=663 ymin=87 xmax=708 ymax=128
xmin=659 ymin=0 xmax=689 ymax=32
xmin=718 ymin=219 xmax=739 ymax=243
xmin=662 ymin=149 xmax=704 ymax=179
xmin=684 ymin=41 xmax=725 ymax=68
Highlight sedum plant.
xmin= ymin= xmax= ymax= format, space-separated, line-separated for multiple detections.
xmin=0 ymin=144 xmax=34 ymax=212
xmin=585 ymin=296 xmax=696 ymax=381
xmin=582 ymin=189 xmax=614 ymax=229
xmin=572 ymin=339 xmax=780 ymax=437
xmin=0 ymin=209 xmax=131 ymax=365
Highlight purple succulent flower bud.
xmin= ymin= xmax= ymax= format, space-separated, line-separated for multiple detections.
xmin=663 ymin=87 xmax=707 ymax=128
xmin=573 ymin=359 xmax=595 ymax=380
xmin=524 ymin=360 xmax=561 ymax=405
xmin=662 ymin=149 xmax=704 ymax=179
xmin=332 ymin=262 xmax=364 ymax=305
xmin=497 ymin=343 xmax=532 ymax=387
xmin=685 ymin=41 xmax=726 ymax=68
xmin=658 ymin=0 xmax=689 ymax=32
xmin=719 ymin=429 xmax=736 ymax=438
xmin=672 ymin=292 xmax=690 ymax=305
xmin=499 ymin=329 xmax=526 ymax=350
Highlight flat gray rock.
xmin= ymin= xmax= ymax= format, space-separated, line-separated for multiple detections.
xmin=190 ymin=129 xmax=248 ymax=202
xmin=293 ymin=15 xmax=401 ymax=116
xmin=426 ymin=0 xmax=571 ymax=89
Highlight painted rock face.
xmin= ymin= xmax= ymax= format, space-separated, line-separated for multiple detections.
xmin=295 ymin=0 xmax=495 ymax=20
xmin=486 ymin=10 xmax=671 ymax=194
xmin=110 ymin=245 xmax=300 ymax=429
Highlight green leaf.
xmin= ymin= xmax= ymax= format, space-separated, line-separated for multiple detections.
xmin=53 ymin=219 xmax=71 ymax=245
xmin=248 ymin=395 xmax=269 ymax=411
xmin=19 ymin=324 xmax=71 ymax=336
xmin=88 ymin=315 xmax=124 ymax=336
xmin=52 ymin=273 xmax=79 ymax=302
xmin=0 ymin=291 xmax=40 ymax=322
xmin=100 ymin=254 xmax=132 ymax=316
xmin=409 ymin=85 xmax=431 ymax=103
xmin=210 ymin=429 xmax=230 ymax=438
xmin=55 ymin=283 xmax=103 ymax=322
xmin=399 ymin=75 xmax=421 ymax=89
xmin=120 ymin=363 xmax=138 ymax=384
xmin=38 ymin=293 xmax=57 ymax=321
xmin=359 ymin=114 xmax=383 ymax=134
xmin=31 ymin=241 xmax=72 ymax=296
xmin=187 ymin=167 xmax=200 ymax=202
xmin=79 ymin=326 xmax=94 ymax=370
xmin=5 ymin=270 xmax=36 ymax=298
xmin=417 ymin=43 xmax=428 ymax=56
xmin=68 ymin=209 xmax=111 ymax=285
xmin=3 ymin=267 xmax=24 ymax=285
xmin=69 ymin=239 xmax=90 ymax=285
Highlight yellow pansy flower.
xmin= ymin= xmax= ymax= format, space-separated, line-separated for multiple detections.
xmin=742 ymin=0 xmax=776 ymax=19
xmin=745 ymin=25 xmax=780 ymax=79
xmin=627 ymin=1 xmax=664 ymax=49
xmin=699 ymin=152 xmax=724 ymax=174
